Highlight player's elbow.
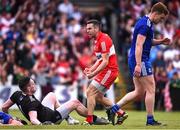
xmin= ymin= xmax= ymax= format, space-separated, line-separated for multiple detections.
xmin=2 ymin=105 xmax=9 ymax=113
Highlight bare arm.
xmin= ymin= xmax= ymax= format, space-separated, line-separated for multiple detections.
xmin=92 ymin=53 xmax=108 ymax=75
xmin=134 ymin=34 xmax=146 ymax=77
xmin=89 ymin=59 xmax=101 ymax=72
xmin=10 ymin=0 xmax=16 ymax=8
xmin=135 ymin=34 xmax=146 ymax=66
xmin=85 ymin=53 xmax=109 ymax=79
xmin=28 ymin=111 xmax=41 ymax=125
xmin=2 ymin=99 xmax=14 ymax=113
xmin=14 ymin=6 xmax=22 ymax=20
xmin=72 ymin=43 xmax=81 ymax=59
xmin=152 ymin=38 xmax=171 ymax=46
xmin=84 ymin=57 xmax=100 ymax=74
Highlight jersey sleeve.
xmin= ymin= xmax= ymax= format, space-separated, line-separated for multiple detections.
xmin=138 ymin=25 xmax=149 ymax=36
xmin=10 ymin=91 xmax=20 ymax=103
xmin=100 ymin=36 xmax=112 ymax=54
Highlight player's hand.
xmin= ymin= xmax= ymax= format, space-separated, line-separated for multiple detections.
xmin=84 ymin=68 xmax=91 ymax=74
xmin=134 ymin=64 xmax=141 ymax=77
xmin=84 ymin=68 xmax=93 ymax=78
xmin=162 ymin=38 xmax=171 ymax=45
xmin=86 ymin=73 xmax=95 ymax=79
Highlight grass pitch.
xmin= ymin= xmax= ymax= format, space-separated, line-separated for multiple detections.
xmin=0 ymin=110 xmax=179 ymax=130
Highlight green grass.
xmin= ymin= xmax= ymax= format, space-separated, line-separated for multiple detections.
xmin=0 ymin=110 xmax=180 ymax=130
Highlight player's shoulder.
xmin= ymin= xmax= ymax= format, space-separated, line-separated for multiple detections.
xmin=12 ymin=91 xmax=22 ymax=96
xmin=0 ymin=111 xmax=5 ymax=115
xmin=101 ymin=32 xmax=110 ymax=38
xmin=136 ymin=16 xmax=152 ymax=28
xmin=10 ymin=91 xmax=22 ymax=100
xmin=0 ymin=111 xmax=10 ymax=117
xmin=100 ymin=33 xmax=112 ymax=42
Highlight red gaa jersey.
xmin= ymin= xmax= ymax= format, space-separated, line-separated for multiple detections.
xmin=94 ymin=32 xmax=118 ymax=71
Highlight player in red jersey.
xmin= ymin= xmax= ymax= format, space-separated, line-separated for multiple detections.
xmin=84 ymin=19 xmax=128 ymax=125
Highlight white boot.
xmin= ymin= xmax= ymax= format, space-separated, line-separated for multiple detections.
xmin=66 ymin=116 xmax=80 ymax=125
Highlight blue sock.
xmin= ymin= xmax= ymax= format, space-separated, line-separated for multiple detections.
xmin=147 ymin=115 xmax=154 ymax=124
xmin=111 ymin=104 xmax=120 ymax=113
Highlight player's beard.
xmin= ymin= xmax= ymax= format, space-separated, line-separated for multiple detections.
xmin=31 ymin=87 xmax=37 ymax=94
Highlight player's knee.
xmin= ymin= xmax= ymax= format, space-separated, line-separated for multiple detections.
xmin=95 ymin=95 xmax=103 ymax=103
xmin=146 ymin=84 xmax=155 ymax=94
xmin=148 ymin=87 xmax=155 ymax=94
xmin=134 ymin=90 xmax=142 ymax=97
xmin=47 ymin=92 xmax=55 ymax=97
xmin=136 ymin=93 xmax=144 ymax=100
xmin=47 ymin=92 xmax=56 ymax=100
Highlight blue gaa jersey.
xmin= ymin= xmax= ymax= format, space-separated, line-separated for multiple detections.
xmin=128 ymin=15 xmax=154 ymax=77
xmin=0 ymin=112 xmax=12 ymax=124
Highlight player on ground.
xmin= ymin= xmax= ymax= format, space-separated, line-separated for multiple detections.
xmin=107 ymin=2 xmax=171 ymax=125
xmin=2 ymin=76 xmax=109 ymax=125
xmin=84 ymin=19 xmax=128 ymax=125
xmin=0 ymin=111 xmax=27 ymax=125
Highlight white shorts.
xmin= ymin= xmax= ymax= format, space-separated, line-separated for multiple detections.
xmin=91 ymin=80 xmax=108 ymax=94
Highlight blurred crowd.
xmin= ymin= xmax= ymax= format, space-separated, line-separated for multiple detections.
xmin=0 ymin=0 xmax=179 ymax=110
xmin=0 ymin=0 xmax=114 ymax=101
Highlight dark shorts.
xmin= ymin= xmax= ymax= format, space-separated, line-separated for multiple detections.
xmin=39 ymin=107 xmax=62 ymax=124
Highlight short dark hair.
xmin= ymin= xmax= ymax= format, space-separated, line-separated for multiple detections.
xmin=86 ymin=19 xmax=101 ymax=29
xmin=151 ymin=2 xmax=169 ymax=15
xmin=18 ymin=76 xmax=30 ymax=92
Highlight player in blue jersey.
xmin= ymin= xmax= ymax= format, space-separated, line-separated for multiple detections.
xmin=0 ymin=111 xmax=26 ymax=125
xmin=107 ymin=2 xmax=171 ymax=126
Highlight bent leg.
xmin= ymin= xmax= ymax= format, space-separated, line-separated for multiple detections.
xmin=56 ymin=99 xmax=87 ymax=119
xmin=116 ymin=77 xmax=145 ymax=107
xmin=42 ymin=92 xmax=61 ymax=110
xmin=96 ymin=93 xmax=112 ymax=107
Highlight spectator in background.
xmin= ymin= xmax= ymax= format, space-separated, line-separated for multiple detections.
xmin=1 ymin=6 xmax=22 ymax=35
xmin=133 ymin=0 xmax=145 ymax=19
xmin=72 ymin=4 xmax=82 ymax=22
xmin=57 ymin=0 xmax=74 ymax=18
xmin=0 ymin=0 xmax=16 ymax=13
xmin=169 ymin=72 xmax=180 ymax=110
xmin=162 ymin=21 xmax=175 ymax=39
xmin=153 ymin=51 xmax=168 ymax=110
xmin=154 ymin=67 xmax=168 ymax=110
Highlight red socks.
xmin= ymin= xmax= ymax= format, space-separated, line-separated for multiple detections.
xmin=86 ymin=115 xmax=93 ymax=123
